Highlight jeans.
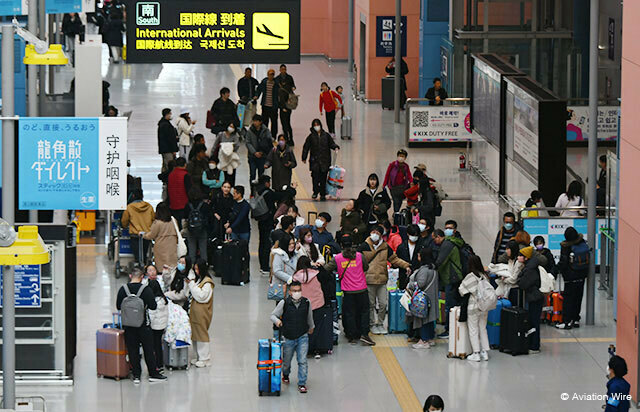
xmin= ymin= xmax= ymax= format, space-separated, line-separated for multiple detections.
xmin=325 ymin=110 xmax=337 ymax=134
xmin=527 ymin=299 xmax=543 ymax=351
xmin=130 ymin=236 xmax=151 ymax=265
xmin=248 ymin=156 xmax=266 ymax=183
xmin=311 ymin=168 xmax=329 ymax=197
xmin=342 ymin=291 xmax=370 ymax=340
xmin=444 ymin=282 xmax=461 ymax=331
xmin=467 ymin=309 xmax=489 ymax=353
xmin=124 ymin=326 xmax=157 ymax=378
xmin=419 ymin=321 xmax=436 ymax=341
xmin=282 ymin=334 xmax=309 ymax=386
xmin=258 ymin=219 xmax=274 ymax=271
xmin=231 ymin=232 xmax=250 ymax=242
xmin=563 ymin=279 xmax=585 ymax=324
xmin=280 ymin=108 xmax=293 ymax=143
xmin=151 ymin=329 xmax=164 ymax=368
xmin=262 ymin=105 xmax=278 ymax=137
xmin=187 ymin=232 xmax=207 ymax=263
xmin=367 ymin=284 xmax=388 ymax=327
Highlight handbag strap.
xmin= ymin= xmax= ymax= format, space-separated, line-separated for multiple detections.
xmin=338 ymin=259 xmax=353 ymax=281
xmin=171 ymin=216 xmax=180 ymax=234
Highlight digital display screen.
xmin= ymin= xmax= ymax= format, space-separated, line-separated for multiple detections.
xmin=472 ymin=60 xmax=502 ymax=149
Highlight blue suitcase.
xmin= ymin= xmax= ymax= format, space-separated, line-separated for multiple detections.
xmin=388 ymin=290 xmax=408 ymax=333
xmin=326 ymin=165 xmax=345 ymax=199
xmin=258 ymin=339 xmax=281 ymax=396
xmin=487 ymin=298 xmax=512 ymax=348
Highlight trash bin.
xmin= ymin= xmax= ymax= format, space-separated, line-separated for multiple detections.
xmin=381 ymin=76 xmax=405 ymax=110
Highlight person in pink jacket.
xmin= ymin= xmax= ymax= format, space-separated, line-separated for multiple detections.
xmin=294 ymin=256 xmax=331 ymax=358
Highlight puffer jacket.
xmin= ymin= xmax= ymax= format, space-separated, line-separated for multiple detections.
xmin=517 ymin=256 xmax=544 ymax=303
xmin=149 ymin=297 xmax=169 ymax=330
xmin=271 ymin=248 xmax=299 ymax=285
xmin=292 ymin=269 xmax=325 ymax=310
xmin=434 ymin=236 xmax=464 ymax=286
xmin=358 ymin=237 xmax=410 ymax=285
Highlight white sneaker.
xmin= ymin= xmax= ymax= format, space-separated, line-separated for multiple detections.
xmin=190 ymin=359 xmax=199 ymax=365
xmin=467 ymin=353 xmax=481 ymax=362
xmin=428 ymin=341 xmax=436 ymax=348
xmin=480 ymin=351 xmax=489 ymax=361
xmin=378 ymin=324 xmax=388 ymax=335
xmin=195 ymin=360 xmax=207 ymax=368
xmin=412 ymin=341 xmax=428 ymax=349
xmin=371 ymin=325 xmax=382 ymax=335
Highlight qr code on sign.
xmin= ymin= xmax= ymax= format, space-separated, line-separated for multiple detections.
xmin=412 ymin=111 xmax=429 ymax=127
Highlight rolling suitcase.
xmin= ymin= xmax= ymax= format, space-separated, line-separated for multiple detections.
xmin=257 ymin=339 xmax=282 ymax=396
xmin=437 ymin=292 xmax=446 ymax=325
xmin=447 ymin=306 xmax=472 ymax=359
xmin=220 ymin=239 xmax=250 ymax=285
xmin=237 ymin=102 xmax=246 ymax=127
xmin=163 ymin=340 xmax=189 ymax=370
xmin=387 ymin=290 xmax=408 ymax=333
xmin=546 ymin=292 xmax=563 ymax=324
xmin=340 ymin=116 xmax=352 ymax=139
xmin=487 ymin=298 xmax=512 ymax=348
xmin=499 ymin=306 xmax=530 ymax=356
xmin=335 ymin=273 xmax=343 ymax=316
xmin=326 ymin=165 xmax=346 ymax=199
xmin=96 ymin=314 xmax=129 ymax=380
xmin=209 ymin=238 xmax=225 ymax=277
xmin=309 ymin=306 xmax=333 ymax=354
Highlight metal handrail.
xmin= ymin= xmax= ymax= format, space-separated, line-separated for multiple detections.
xmin=406 ymin=97 xmax=470 ymax=104
xmin=520 ymin=206 xmax=616 ymax=212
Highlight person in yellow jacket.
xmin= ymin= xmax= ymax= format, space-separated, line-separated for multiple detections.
xmin=187 ymin=259 xmax=214 ymax=368
xmin=121 ymin=189 xmax=155 ymax=263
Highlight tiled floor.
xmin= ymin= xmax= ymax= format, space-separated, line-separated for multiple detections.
xmin=15 ymin=51 xmax=619 ymax=412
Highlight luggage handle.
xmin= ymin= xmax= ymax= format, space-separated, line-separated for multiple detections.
xmin=112 ymin=312 xmax=122 ymax=328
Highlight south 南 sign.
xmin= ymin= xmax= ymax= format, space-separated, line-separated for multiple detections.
xmin=126 ymin=0 xmax=301 ymax=64
xmin=18 ymin=117 xmax=128 ymax=210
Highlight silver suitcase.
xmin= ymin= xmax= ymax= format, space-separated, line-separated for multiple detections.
xmin=341 ymin=116 xmax=352 ymax=139
xmin=163 ymin=341 xmax=189 ymax=370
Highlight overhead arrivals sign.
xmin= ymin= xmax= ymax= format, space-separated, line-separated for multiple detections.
xmin=126 ymin=0 xmax=301 ymax=64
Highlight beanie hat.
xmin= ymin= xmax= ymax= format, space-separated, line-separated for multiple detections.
xmin=340 ymin=233 xmax=353 ymax=248
xmin=564 ymin=227 xmax=579 ymax=242
xmin=520 ymin=246 xmax=534 ymax=259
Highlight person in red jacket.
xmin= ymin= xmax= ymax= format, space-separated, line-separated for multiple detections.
xmin=383 ymin=149 xmax=413 ymax=213
xmin=318 ymin=82 xmax=343 ymax=137
xmin=167 ymin=157 xmax=191 ymax=229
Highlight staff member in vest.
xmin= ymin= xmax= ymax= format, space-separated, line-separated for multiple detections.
xmin=115 ymin=267 xmax=167 ymax=383
xmin=167 ymin=157 xmax=191 ymax=230
xmin=187 ymin=259 xmax=215 ymax=367
xmin=555 ymin=227 xmax=590 ymax=330
xmin=270 ymin=280 xmax=314 ymax=394
xmin=324 ymin=234 xmax=376 ymax=346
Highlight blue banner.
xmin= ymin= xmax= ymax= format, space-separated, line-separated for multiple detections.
xmin=0 ymin=265 xmax=41 ymax=308
xmin=19 ymin=117 xmax=128 ymax=210
xmin=0 ymin=0 xmax=23 ymax=16
xmin=45 ymin=0 xmax=81 ymax=14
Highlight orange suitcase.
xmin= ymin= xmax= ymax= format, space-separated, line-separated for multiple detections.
xmin=96 ymin=328 xmax=129 ymax=380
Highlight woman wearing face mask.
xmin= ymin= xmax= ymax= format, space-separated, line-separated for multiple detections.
xmin=302 ymin=119 xmax=340 ymax=201
xmin=202 ymin=156 xmax=225 ymax=196
xmin=356 ymin=173 xmax=392 ymax=229
xmin=318 ymin=82 xmax=343 ymax=137
xmin=406 ymin=248 xmax=439 ymax=349
xmin=163 ymin=255 xmax=193 ymax=308
xmin=212 ymin=122 xmax=241 ymax=186
xmin=338 ymin=199 xmax=367 ymax=245
xmin=176 ymin=109 xmax=196 ymax=159
xmin=212 ymin=181 xmax=234 ymax=239
xmin=296 ymin=227 xmax=325 ymax=267
xmin=395 ymin=224 xmax=422 ymax=291
xmin=271 ymin=238 xmax=300 ymax=290
xmin=265 ymin=134 xmax=297 ymax=190
xmin=533 ymin=236 xmax=557 ymax=276
xmin=489 ymin=240 xmax=524 ymax=301
xmin=186 ymin=259 xmax=214 ymax=367
xmin=383 ymin=149 xmax=413 ymax=213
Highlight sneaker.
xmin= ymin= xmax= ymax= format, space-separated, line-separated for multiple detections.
xmin=312 ymin=193 xmax=318 ymax=200
xmin=529 ymin=349 xmax=541 ymax=354
xmin=360 ymin=335 xmax=376 ymax=346
xmin=320 ymin=196 xmax=327 ymax=202
xmin=572 ymin=321 xmax=580 ymax=328
xmin=260 ymin=269 xmax=270 ymax=277
xmin=467 ymin=353 xmax=481 ymax=362
xmin=438 ymin=331 xmax=449 ymax=339
xmin=190 ymin=359 xmax=199 ymax=365
xmin=412 ymin=341 xmax=429 ymax=349
xmin=149 ymin=374 xmax=168 ymax=382
xmin=555 ymin=322 xmax=572 ymax=330
xmin=194 ymin=360 xmax=208 ymax=368
xmin=314 ymin=353 xmax=321 ymax=360
xmin=428 ymin=340 xmax=437 ymax=348
xmin=133 ymin=377 xmax=141 ymax=385
xmin=370 ymin=325 xmax=382 ymax=335
xmin=156 ymin=367 xmax=164 ymax=374
xmin=378 ymin=326 xmax=388 ymax=335
xmin=480 ymin=351 xmax=489 ymax=361
xmin=282 ymin=375 xmax=290 ymax=384
xmin=298 ymin=385 xmax=308 ymax=394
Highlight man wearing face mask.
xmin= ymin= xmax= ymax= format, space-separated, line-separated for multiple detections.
xmin=491 ymin=212 xmax=522 ymax=264
xmin=383 ymin=149 xmax=413 ymax=213
xmin=157 ymin=108 xmax=178 ymax=173
xmin=311 ymin=212 xmax=341 ymax=254
xmin=432 ymin=229 xmax=464 ymax=338
xmin=270 ymin=281 xmax=314 ymax=394
xmin=265 ymin=134 xmax=297 ymax=190
xmin=417 ymin=218 xmax=434 ymax=252
xmin=395 ymin=224 xmax=423 ymax=290
xmin=245 ymin=114 xmax=273 ymax=183
xmin=358 ymin=226 xmax=411 ymax=335
xmin=202 ymin=157 xmax=225 ymax=196
xmin=302 ymin=119 xmax=340 ymax=201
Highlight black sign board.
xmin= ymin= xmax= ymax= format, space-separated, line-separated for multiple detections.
xmin=125 ymin=0 xmax=301 ymax=63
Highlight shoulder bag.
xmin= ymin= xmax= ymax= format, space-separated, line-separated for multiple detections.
xmin=172 ymin=216 xmax=188 ymax=257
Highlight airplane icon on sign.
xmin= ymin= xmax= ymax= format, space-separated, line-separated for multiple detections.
xmin=256 ymin=24 xmax=284 ymax=40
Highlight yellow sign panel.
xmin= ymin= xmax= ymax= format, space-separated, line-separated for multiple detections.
xmin=252 ymin=12 xmax=289 ymax=50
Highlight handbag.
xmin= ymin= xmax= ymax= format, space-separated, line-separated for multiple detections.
xmin=206 ymin=110 xmax=216 ymax=129
xmin=399 ymin=290 xmax=411 ymax=312
xmin=172 ymin=216 xmax=188 ymax=257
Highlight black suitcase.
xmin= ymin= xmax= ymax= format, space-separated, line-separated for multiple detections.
xmin=381 ymin=76 xmax=405 ymax=110
xmin=208 ymin=238 xmax=225 ymax=277
xmin=220 ymin=239 xmax=250 ymax=285
xmin=309 ymin=306 xmax=333 ymax=354
xmin=499 ymin=306 xmax=530 ymax=356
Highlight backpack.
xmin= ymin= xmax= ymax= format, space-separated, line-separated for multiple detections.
xmin=286 ymin=93 xmax=299 ymax=110
xmin=249 ymin=191 xmax=269 ymax=220
xmin=187 ymin=202 xmax=205 ymax=234
xmin=475 ymin=275 xmax=497 ymax=312
xmin=120 ymin=283 xmax=147 ymax=327
xmin=456 ymin=243 xmax=475 ymax=280
xmin=409 ymin=287 xmax=430 ymax=318
xmin=569 ymin=241 xmax=590 ymax=274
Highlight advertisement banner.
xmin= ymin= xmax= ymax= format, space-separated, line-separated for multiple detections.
xmin=0 ymin=0 xmax=80 ymax=16
xmin=375 ymin=16 xmax=406 ymax=57
xmin=510 ymin=85 xmax=539 ymax=179
xmin=18 ymin=117 xmax=128 ymax=210
xmin=408 ymin=106 xmax=471 ymax=143
xmin=126 ymin=0 xmax=301 ymax=63
xmin=567 ymin=106 xmax=619 ymax=142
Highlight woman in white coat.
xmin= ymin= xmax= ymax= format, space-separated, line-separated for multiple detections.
xmin=147 ymin=279 xmax=168 ymax=372
xmin=459 ymin=255 xmax=493 ymax=362
xmin=554 ymin=180 xmax=585 ymax=217
xmin=163 ymin=256 xmax=193 ymax=308
xmin=176 ymin=109 xmax=196 ymax=158
xmin=186 ymin=259 xmax=214 ymax=368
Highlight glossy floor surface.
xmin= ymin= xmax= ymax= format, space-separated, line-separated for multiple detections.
xmin=16 ymin=52 xmax=619 ymax=412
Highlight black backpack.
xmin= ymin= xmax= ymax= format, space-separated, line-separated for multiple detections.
xmin=454 ymin=242 xmax=475 ymax=281
xmin=188 ymin=202 xmax=205 ymax=234
xmin=569 ymin=241 xmax=590 ymax=276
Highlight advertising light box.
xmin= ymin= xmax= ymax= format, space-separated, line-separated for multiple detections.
xmin=126 ymin=0 xmax=301 ymax=64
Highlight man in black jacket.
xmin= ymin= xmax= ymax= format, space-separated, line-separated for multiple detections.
xmin=395 ymin=224 xmax=423 ymax=290
xmin=210 ymin=87 xmax=240 ymax=134
xmin=276 ymin=64 xmax=296 ymax=145
xmin=302 ymin=119 xmax=340 ymax=201
xmin=245 ymin=115 xmax=273 ymax=183
xmin=424 ymin=77 xmax=449 ymax=106
xmin=555 ymin=227 xmax=589 ymax=330
xmin=116 ymin=267 xmax=167 ymax=383
xmin=516 ymin=247 xmax=544 ymax=353
xmin=157 ymin=108 xmax=178 ymax=172
xmin=237 ymin=67 xmax=259 ymax=103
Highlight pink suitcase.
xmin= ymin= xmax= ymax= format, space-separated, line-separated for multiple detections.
xmin=326 ymin=165 xmax=345 ymax=199
xmin=96 ymin=327 xmax=130 ymax=380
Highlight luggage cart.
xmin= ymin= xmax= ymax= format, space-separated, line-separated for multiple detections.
xmin=0 ymin=395 xmax=47 ymax=411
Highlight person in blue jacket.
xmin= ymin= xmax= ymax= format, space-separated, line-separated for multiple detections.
xmin=605 ymin=355 xmax=630 ymax=412
xmin=225 ymin=185 xmax=251 ymax=242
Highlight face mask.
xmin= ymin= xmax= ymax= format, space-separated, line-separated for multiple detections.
xmin=313 ymin=125 xmax=321 ymax=132
xmin=209 ymin=164 xmax=216 ymax=169
xmin=177 ymin=263 xmax=185 ymax=272
xmin=418 ymin=224 xmax=426 ymax=232
xmin=315 ymin=219 xmax=324 ymax=229
xmin=535 ymin=244 xmax=544 ymax=250
xmin=370 ymin=233 xmax=380 ymax=243
xmin=409 ymin=235 xmax=418 ymax=243
xmin=227 ymin=126 xmax=235 ymax=133
xmin=444 ymin=228 xmax=454 ymax=237
xmin=291 ymin=291 xmax=302 ymax=300
xmin=278 ymin=140 xmax=285 ymax=148
xmin=504 ymin=223 xmax=514 ymax=231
